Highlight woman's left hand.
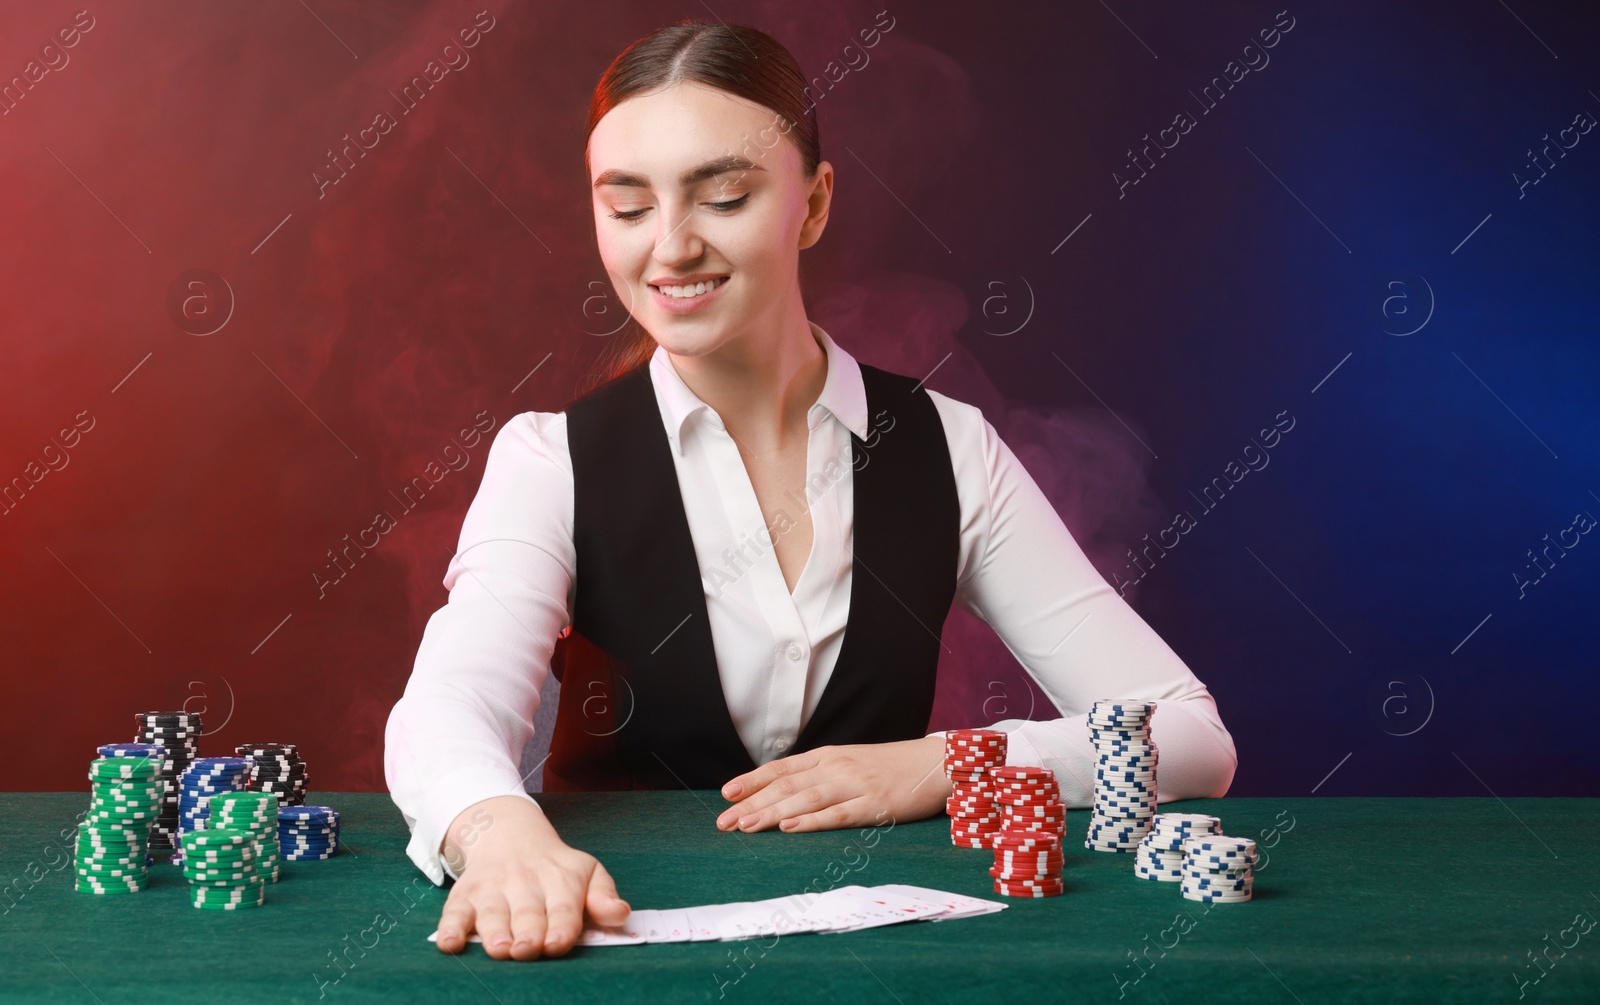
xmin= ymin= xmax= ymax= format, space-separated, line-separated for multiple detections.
xmin=714 ymin=735 xmax=953 ymax=833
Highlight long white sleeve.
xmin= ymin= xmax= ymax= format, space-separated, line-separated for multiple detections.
xmin=383 ymin=411 xmax=573 ymax=885
xmin=928 ymin=392 xmax=1238 ymax=807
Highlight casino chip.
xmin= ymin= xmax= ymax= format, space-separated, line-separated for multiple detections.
xmin=236 ymin=742 xmax=308 ymax=807
xmin=943 ymin=730 xmax=1007 ymax=849
xmin=171 ymin=757 xmax=251 ymax=866
xmin=1135 ymin=813 xmax=1222 ymax=881
xmin=989 ymin=830 xmax=1064 ymax=898
xmin=179 ymin=826 xmax=266 ymax=909
xmin=988 ymin=765 xmax=1067 ymax=843
xmin=984 ymin=766 xmax=1067 ymax=898
xmin=1179 ymin=835 xmax=1256 ymax=903
xmin=1085 ymin=700 xmax=1158 ymax=853
xmin=211 ymin=792 xmax=282 ymax=883
xmin=75 ymin=756 xmax=162 ymax=894
xmin=279 ymin=805 xmax=341 ymax=860
xmin=134 ymin=711 xmax=203 ymax=857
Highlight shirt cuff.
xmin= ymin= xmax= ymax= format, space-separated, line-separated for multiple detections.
xmin=406 ymin=765 xmax=540 ymax=885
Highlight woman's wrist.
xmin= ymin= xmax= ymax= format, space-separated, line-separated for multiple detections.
xmin=441 ymin=794 xmax=561 ymax=874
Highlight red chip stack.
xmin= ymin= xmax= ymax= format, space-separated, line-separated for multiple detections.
xmin=987 ymin=765 xmax=1066 ymax=897
xmin=943 ymin=729 xmax=1008 ymax=848
xmin=989 ymin=765 xmax=1066 ymax=840
xmin=991 ymin=832 xmax=1064 ymax=897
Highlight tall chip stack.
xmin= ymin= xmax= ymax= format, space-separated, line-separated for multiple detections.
xmin=94 ymin=742 xmax=167 ymax=865
xmin=171 ymin=756 xmax=251 ymax=866
xmin=134 ymin=711 xmax=202 ymax=858
xmin=236 ymin=742 xmax=308 ymax=806
xmin=1136 ymin=813 xmax=1222 ymax=881
xmin=1085 ymin=699 xmax=1159 ymax=852
xmin=75 ymin=755 xmax=162 ymax=894
xmin=988 ymin=766 xmax=1066 ymax=898
xmin=211 ymin=792 xmax=281 ymax=883
xmin=942 ymin=729 xmax=1008 ymax=848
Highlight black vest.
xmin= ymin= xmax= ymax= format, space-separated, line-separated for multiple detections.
xmin=542 ymin=358 xmax=959 ymax=791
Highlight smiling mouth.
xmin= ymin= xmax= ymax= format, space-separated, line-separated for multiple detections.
xmin=650 ymin=276 xmax=731 ymax=298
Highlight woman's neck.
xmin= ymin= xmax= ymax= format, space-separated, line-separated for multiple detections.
xmin=665 ymin=311 xmax=827 ymax=453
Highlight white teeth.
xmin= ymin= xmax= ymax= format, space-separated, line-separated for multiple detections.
xmin=656 ymin=276 xmax=728 ymax=298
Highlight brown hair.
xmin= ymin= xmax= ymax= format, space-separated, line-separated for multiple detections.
xmin=580 ymin=19 xmax=821 ymax=395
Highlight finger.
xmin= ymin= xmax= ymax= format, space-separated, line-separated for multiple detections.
xmin=719 ymin=748 xmax=822 ymax=806
xmin=507 ymin=887 xmax=549 ymax=962
xmin=585 ymin=860 xmax=632 ymax=927
xmin=436 ymin=886 xmax=477 ymax=955
xmin=776 ymin=795 xmax=875 ymax=834
xmin=736 ymin=779 xmax=841 ymax=833
xmin=474 ymin=891 xmax=514 ymax=960
xmin=716 ymin=753 xmax=823 ymax=830
xmin=544 ymin=889 xmax=588 ymax=960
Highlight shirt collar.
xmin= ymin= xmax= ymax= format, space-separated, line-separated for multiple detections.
xmin=649 ymin=321 xmax=869 ymax=456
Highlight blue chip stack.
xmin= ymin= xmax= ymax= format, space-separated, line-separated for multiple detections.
xmin=1135 ymin=812 xmax=1222 ymax=881
xmin=171 ymin=757 xmax=251 ymax=866
xmin=1180 ymin=835 xmax=1257 ymax=903
xmin=1085 ymin=699 xmax=1159 ymax=852
xmin=279 ymin=805 xmax=340 ymax=860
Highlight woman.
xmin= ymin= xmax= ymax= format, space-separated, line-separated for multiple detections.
xmin=385 ymin=20 xmax=1237 ymax=962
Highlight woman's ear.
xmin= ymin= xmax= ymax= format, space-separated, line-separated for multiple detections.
xmin=798 ymin=160 xmax=834 ymax=251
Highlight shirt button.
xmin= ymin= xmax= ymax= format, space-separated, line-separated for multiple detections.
xmin=786 ymin=643 xmax=804 ymax=662
xmin=774 ymin=739 xmax=790 ymax=752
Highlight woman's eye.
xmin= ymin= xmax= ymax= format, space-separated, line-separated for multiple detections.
xmin=607 ymin=194 xmax=749 ymax=223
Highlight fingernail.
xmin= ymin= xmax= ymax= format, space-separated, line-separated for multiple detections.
xmin=489 ymin=936 xmax=510 ymax=951
xmin=724 ymin=782 xmax=742 ymax=798
xmin=779 ymin=819 xmax=794 ymax=831
xmin=738 ymin=815 xmax=757 ymax=828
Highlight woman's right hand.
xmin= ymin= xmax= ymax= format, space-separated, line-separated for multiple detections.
xmin=434 ymin=794 xmax=631 ymax=961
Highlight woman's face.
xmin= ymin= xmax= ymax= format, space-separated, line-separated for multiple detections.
xmin=588 ymin=81 xmax=830 ymax=358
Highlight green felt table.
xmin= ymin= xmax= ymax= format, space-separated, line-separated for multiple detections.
xmin=2 ymin=793 xmax=1598 ymax=1004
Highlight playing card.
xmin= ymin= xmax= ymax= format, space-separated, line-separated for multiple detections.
xmin=424 ymin=885 xmax=1006 ymax=948
xmin=876 ymin=883 xmax=1007 ymax=921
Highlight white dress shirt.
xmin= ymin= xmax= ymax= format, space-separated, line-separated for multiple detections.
xmin=385 ymin=321 xmax=1238 ymax=885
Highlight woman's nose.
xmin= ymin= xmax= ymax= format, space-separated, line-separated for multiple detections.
xmin=652 ymin=202 xmax=704 ymax=263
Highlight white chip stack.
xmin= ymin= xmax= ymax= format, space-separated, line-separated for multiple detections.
xmin=1180 ymin=835 xmax=1257 ymax=903
xmin=1136 ymin=812 xmax=1222 ymax=881
xmin=1085 ymin=699 xmax=1159 ymax=852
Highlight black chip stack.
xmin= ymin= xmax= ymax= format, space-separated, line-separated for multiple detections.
xmin=135 ymin=711 xmax=203 ymax=857
xmin=235 ymin=742 xmax=307 ymax=806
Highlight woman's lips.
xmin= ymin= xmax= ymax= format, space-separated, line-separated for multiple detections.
xmin=649 ymin=275 xmax=731 ymax=316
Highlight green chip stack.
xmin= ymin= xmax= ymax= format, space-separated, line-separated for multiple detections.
xmin=179 ymin=826 xmax=265 ymax=909
xmin=210 ymin=791 xmax=281 ymax=883
xmin=75 ymin=756 xmax=161 ymax=894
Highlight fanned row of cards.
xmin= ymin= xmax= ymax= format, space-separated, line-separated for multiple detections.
xmin=426 ymin=884 xmax=1006 ymax=946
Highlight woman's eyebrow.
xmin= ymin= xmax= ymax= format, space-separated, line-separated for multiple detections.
xmin=593 ymin=155 xmax=765 ymax=190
